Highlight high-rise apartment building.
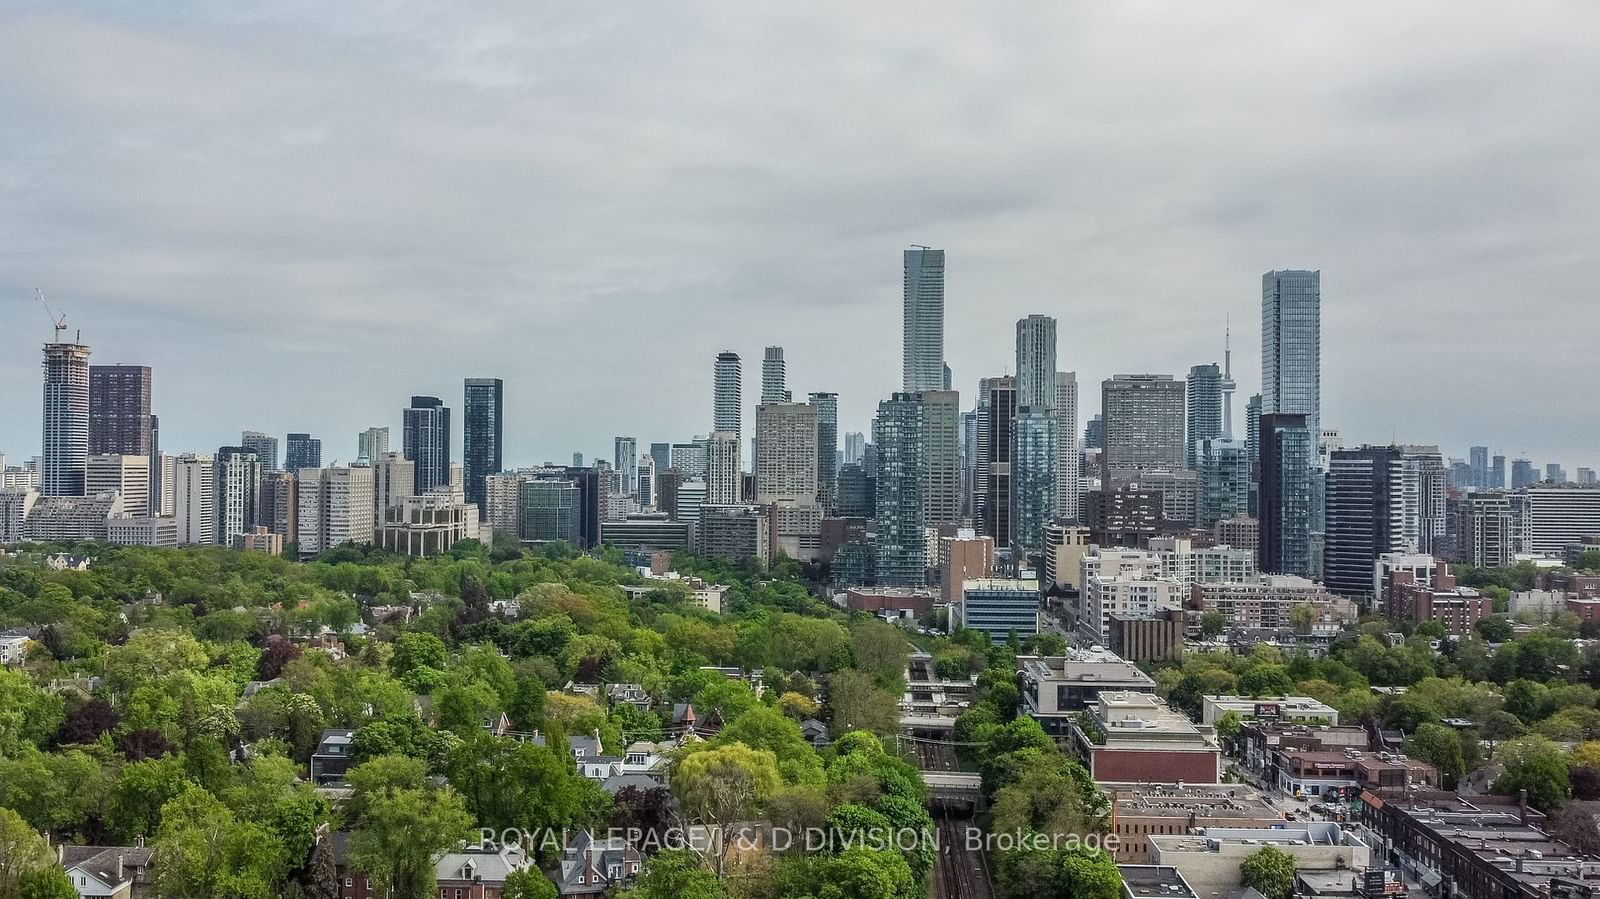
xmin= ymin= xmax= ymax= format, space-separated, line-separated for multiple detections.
xmin=754 ymin=404 xmax=818 ymax=504
xmin=259 ymin=470 xmax=298 ymax=543
xmin=1015 ymin=315 xmax=1057 ymax=409
xmin=1245 ymin=394 xmax=1262 ymax=465
xmin=1083 ymin=414 xmax=1105 ymax=451
xmin=761 ymin=346 xmax=789 ymax=403
xmin=1259 ymin=414 xmax=1313 ymax=578
xmin=172 ymin=453 xmax=216 ymax=545
xmin=873 ymin=393 xmax=927 ymax=586
xmin=1546 ymin=463 xmax=1568 ymax=484
xmin=922 ymin=390 xmax=961 ymax=530
xmin=1101 ymin=374 xmax=1186 ymax=478
xmin=285 ymin=433 xmax=322 ymax=471
xmin=713 ymin=352 xmax=742 ymax=440
xmin=241 ymin=431 xmax=279 ymax=471
xmin=649 ymin=443 xmax=671 ymax=476
xmin=670 ymin=440 xmax=709 ymax=481
xmin=214 ymin=446 xmax=263 ymax=545
xmin=87 ymin=454 xmax=150 ymax=518
xmin=1011 ymin=408 xmax=1058 ymax=555
xmin=1324 ymin=446 xmax=1441 ymax=601
xmin=1261 ymin=270 xmax=1321 ymax=443
xmin=357 ymin=427 xmax=390 ymax=464
xmin=296 ymin=466 xmax=375 ymax=558
xmin=1196 ymin=437 xmax=1250 ymax=527
xmin=403 ymin=396 xmax=452 ymax=494
xmin=1490 ymin=455 xmax=1507 ymax=490
xmin=42 ymin=338 xmax=91 ymax=497
xmin=706 ymin=432 xmax=742 ymax=505
xmin=1468 ymin=446 xmax=1489 ymax=489
xmin=980 ymin=377 xmax=1017 ymax=546
xmin=1186 ymin=363 xmax=1224 ymax=470
xmin=1511 ymin=458 xmax=1538 ymax=489
xmin=809 ymin=392 xmax=838 ymax=512
xmin=371 ymin=452 xmax=415 ymax=530
xmin=520 ymin=479 xmax=581 ymax=544
xmin=902 ymin=247 xmax=946 ymax=392
xmin=614 ymin=436 xmax=638 ymax=499
xmin=843 ymin=432 xmax=866 ymax=466
xmin=1056 ymin=372 xmax=1081 ymax=522
xmin=88 ymin=365 xmax=153 ymax=460
xmin=462 ymin=378 xmax=503 ymax=512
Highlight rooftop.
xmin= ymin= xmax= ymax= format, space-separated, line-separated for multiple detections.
xmin=1118 ymin=865 xmax=1199 ymax=899
xmin=1018 ymin=649 xmax=1156 ymax=686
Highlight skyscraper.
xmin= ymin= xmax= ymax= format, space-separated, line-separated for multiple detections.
xmin=1196 ymin=437 xmax=1250 ymax=527
xmin=873 ymin=393 xmax=927 ymax=586
xmin=87 ymin=454 xmax=150 ymax=518
xmin=462 ymin=378 xmax=503 ymax=512
xmin=755 ymin=403 xmax=818 ymax=504
xmin=285 ymin=433 xmax=322 ymax=471
xmin=843 ymin=432 xmax=866 ymax=466
xmin=761 ymin=346 xmax=789 ymax=404
xmin=706 ymin=432 xmax=742 ymax=505
xmin=1261 ymin=270 xmax=1321 ymax=442
xmin=172 ymin=453 xmax=215 ymax=545
xmin=1083 ymin=414 xmax=1105 ymax=451
xmin=921 ymin=390 xmax=962 ymax=530
xmin=241 ymin=431 xmax=279 ymax=471
xmin=88 ymin=364 xmax=152 ymax=457
xmin=1546 ymin=463 xmax=1568 ymax=484
xmin=1259 ymin=414 xmax=1313 ymax=578
xmin=1055 ymin=372 xmax=1081 ymax=522
xmin=649 ymin=443 xmax=671 ymax=477
xmin=1511 ymin=458 xmax=1538 ymax=489
xmin=902 ymin=247 xmax=945 ymax=392
xmin=214 ymin=446 xmax=262 ymax=545
xmin=1324 ymin=445 xmax=1448 ymax=601
xmin=1014 ymin=315 xmax=1057 ymax=409
xmin=1186 ymin=363 xmax=1224 ymax=470
xmin=1011 ymin=408 xmax=1057 ymax=555
xmin=42 ymin=337 xmax=91 ymax=497
xmin=1490 ymin=454 xmax=1506 ymax=489
xmin=1469 ymin=446 xmax=1489 ymax=489
xmin=1101 ymin=374 xmax=1186 ymax=478
xmin=403 ymin=396 xmax=452 ymax=494
xmin=614 ymin=437 xmax=638 ymax=498
xmin=357 ymin=427 xmax=390 ymax=465
xmin=980 ymin=377 xmax=1017 ymax=546
xmin=809 ymin=392 xmax=839 ymax=511
xmin=1245 ymin=394 xmax=1263 ymax=464
xmin=714 ymin=352 xmax=742 ymax=440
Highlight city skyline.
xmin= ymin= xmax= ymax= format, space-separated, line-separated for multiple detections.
xmin=2 ymin=5 xmax=1597 ymax=467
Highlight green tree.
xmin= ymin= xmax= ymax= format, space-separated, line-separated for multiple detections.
xmin=0 ymin=807 xmax=56 ymax=898
xmin=153 ymin=785 xmax=286 ymax=898
xmin=348 ymin=787 xmax=474 ymax=899
xmin=444 ymin=733 xmax=606 ymax=835
xmin=996 ymin=846 xmax=1121 ymax=899
xmin=828 ymin=669 xmax=901 ymax=736
xmin=1239 ymin=845 xmax=1297 ymax=899
xmin=715 ymin=705 xmax=825 ymax=785
xmin=1475 ymin=616 xmax=1514 ymax=643
xmin=19 ymin=866 xmax=79 ymax=899
xmin=1405 ymin=723 xmax=1467 ymax=787
xmin=624 ymin=850 xmax=726 ymax=899
xmin=1493 ymin=735 xmax=1572 ymax=811
xmin=502 ymin=869 xmax=559 ymax=899
xmin=1199 ymin=611 xmax=1226 ymax=639
xmin=1215 ymin=710 xmax=1245 ymax=745
xmin=1237 ymin=664 xmax=1294 ymax=697
xmin=850 ymin=620 xmax=908 ymax=686
xmin=108 ymin=754 xmax=194 ymax=842
xmin=0 ymin=668 xmax=65 ymax=755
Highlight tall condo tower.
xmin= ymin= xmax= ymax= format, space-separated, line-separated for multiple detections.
xmin=42 ymin=332 xmax=91 ymax=497
xmin=403 ymin=396 xmax=452 ymax=495
xmin=902 ymin=247 xmax=946 ymax=392
xmin=1261 ymin=270 xmax=1321 ymax=442
xmin=761 ymin=346 xmax=789 ymax=403
xmin=463 ymin=378 xmax=504 ymax=511
xmin=713 ymin=352 xmax=743 ymax=441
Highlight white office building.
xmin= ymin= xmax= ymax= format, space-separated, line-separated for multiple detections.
xmin=297 ymin=466 xmax=375 ymax=558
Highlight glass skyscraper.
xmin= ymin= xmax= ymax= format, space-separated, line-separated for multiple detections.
xmin=809 ymin=392 xmax=838 ymax=511
xmin=713 ymin=352 xmax=742 ymax=439
xmin=872 ymin=393 xmax=926 ymax=586
xmin=403 ymin=396 xmax=451 ymax=495
xmin=1261 ymin=270 xmax=1321 ymax=442
xmin=1186 ymin=363 xmax=1223 ymax=470
xmin=1259 ymin=413 xmax=1313 ymax=577
xmin=463 ymin=378 xmax=503 ymax=512
xmin=902 ymin=247 xmax=945 ymax=392
xmin=1011 ymin=408 xmax=1058 ymax=555
xmin=285 ymin=433 xmax=322 ymax=471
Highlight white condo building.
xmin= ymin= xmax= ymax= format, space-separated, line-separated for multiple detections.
xmin=172 ymin=454 xmax=216 ymax=545
xmin=297 ymin=466 xmax=375 ymax=558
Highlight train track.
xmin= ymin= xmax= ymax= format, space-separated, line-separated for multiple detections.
xmin=934 ymin=815 xmax=992 ymax=899
xmin=911 ymin=738 xmax=959 ymax=772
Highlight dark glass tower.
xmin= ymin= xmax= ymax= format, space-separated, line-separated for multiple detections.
xmin=403 ymin=396 xmax=452 ymax=495
xmin=1259 ymin=413 xmax=1313 ymax=578
xmin=89 ymin=365 xmax=153 ymax=456
xmin=285 ymin=433 xmax=322 ymax=471
xmin=463 ymin=378 xmax=504 ymax=512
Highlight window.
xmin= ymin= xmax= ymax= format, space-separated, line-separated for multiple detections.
xmin=346 ymin=879 xmax=353 ymax=887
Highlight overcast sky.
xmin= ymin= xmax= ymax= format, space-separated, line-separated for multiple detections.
xmin=2 ymin=2 xmax=1597 ymax=471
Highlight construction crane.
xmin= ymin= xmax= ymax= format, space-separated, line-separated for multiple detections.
xmin=36 ymin=289 xmax=67 ymax=343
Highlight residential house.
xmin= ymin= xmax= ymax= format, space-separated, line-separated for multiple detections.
xmin=551 ymin=830 xmax=642 ymax=896
xmin=310 ymin=729 xmax=357 ymax=784
xmin=60 ymin=843 xmax=156 ymax=899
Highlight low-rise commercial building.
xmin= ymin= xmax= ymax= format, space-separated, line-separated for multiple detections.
xmin=106 ymin=515 xmax=179 ymax=547
xmin=1150 ymin=824 xmax=1370 ymax=899
xmin=1107 ymin=783 xmax=1283 ymax=863
xmin=1019 ymin=649 xmax=1156 ymax=737
xmin=1359 ymin=792 xmax=1600 ymax=899
xmin=845 ymin=587 xmax=936 ymax=619
xmin=960 ymin=578 xmax=1039 ymax=643
xmin=1276 ymin=749 xmax=1437 ymax=800
xmin=1201 ymin=695 xmax=1339 ymax=727
xmin=1067 ymin=691 xmax=1221 ymax=784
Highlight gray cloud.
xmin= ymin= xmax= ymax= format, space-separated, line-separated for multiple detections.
xmin=1 ymin=1 xmax=1597 ymax=470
